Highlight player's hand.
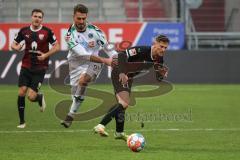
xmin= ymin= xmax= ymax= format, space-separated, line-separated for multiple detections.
xmin=37 ymin=51 xmax=47 ymax=61
xmin=156 ymin=64 xmax=168 ymax=81
xmin=18 ymin=44 xmax=24 ymax=51
xmin=119 ymin=73 xmax=128 ymax=85
xmin=12 ymin=43 xmax=24 ymax=52
xmin=111 ymin=57 xmax=118 ymax=67
xmin=159 ymin=65 xmax=168 ymax=78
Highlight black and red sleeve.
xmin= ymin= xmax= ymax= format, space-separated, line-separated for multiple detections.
xmin=14 ymin=28 xmax=24 ymax=44
xmin=47 ymin=29 xmax=57 ymax=45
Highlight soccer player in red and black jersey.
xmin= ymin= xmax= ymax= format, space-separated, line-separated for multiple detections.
xmin=94 ymin=35 xmax=169 ymax=140
xmin=11 ymin=9 xmax=60 ymax=128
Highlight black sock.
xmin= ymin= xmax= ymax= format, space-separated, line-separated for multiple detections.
xmin=115 ymin=106 xmax=125 ymax=132
xmin=100 ymin=103 xmax=123 ymax=126
xmin=17 ymin=96 xmax=25 ymax=124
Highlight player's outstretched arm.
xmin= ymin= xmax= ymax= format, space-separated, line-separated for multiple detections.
xmin=90 ymin=55 xmax=113 ymax=66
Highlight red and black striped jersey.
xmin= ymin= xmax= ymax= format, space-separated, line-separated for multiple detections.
xmin=14 ymin=25 xmax=57 ymax=71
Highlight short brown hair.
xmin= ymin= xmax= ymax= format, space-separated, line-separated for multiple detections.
xmin=155 ymin=35 xmax=170 ymax=44
xmin=74 ymin=4 xmax=88 ymax=14
xmin=31 ymin=9 xmax=44 ymax=17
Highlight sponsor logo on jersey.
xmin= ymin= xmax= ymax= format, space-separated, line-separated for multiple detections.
xmin=88 ymin=33 xmax=93 ymax=39
xmin=97 ymin=40 xmax=102 ymax=45
xmin=128 ymin=48 xmax=137 ymax=56
xmin=31 ymin=41 xmax=37 ymax=50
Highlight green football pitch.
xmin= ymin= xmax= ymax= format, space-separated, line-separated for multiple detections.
xmin=0 ymin=84 xmax=239 ymax=160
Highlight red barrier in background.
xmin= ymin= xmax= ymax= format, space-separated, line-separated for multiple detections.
xmin=0 ymin=23 xmax=142 ymax=51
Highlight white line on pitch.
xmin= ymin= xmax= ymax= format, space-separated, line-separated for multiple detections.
xmin=0 ymin=128 xmax=240 ymax=134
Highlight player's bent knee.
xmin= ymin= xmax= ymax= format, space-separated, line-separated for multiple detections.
xmin=18 ymin=91 xmax=26 ymax=97
xmin=27 ymin=93 xmax=37 ymax=102
xmin=79 ymin=74 xmax=91 ymax=86
xmin=79 ymin=81 xmax=88 ymax=87
xmin=18 ymin=87 xmax=27 ymax=96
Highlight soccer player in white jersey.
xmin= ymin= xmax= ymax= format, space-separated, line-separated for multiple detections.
xmin=61 ymin=4 xmax=117 ymax=128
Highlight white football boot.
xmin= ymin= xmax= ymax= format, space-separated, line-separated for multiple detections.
xmin=39 ymin=94 xmax=46 ymax=112
xmin=17 ymin=123 xmax=26 ymax=129
xmin=114 ymin=132 xmax=128 ymax=141
xmin=93 ymin=124 xmax=109 ymax=137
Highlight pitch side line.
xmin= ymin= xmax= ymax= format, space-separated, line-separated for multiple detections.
xmin=0 ymin=128 xmax=240 ymax=134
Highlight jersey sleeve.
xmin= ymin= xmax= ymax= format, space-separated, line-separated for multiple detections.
xmin=48 ymin=29 xmax=57 ymax=45
xmin=14 ymin=28 xmax=24 ymax=44
xmin=94 ymin=28 xmax=118 ymax=57
xmin=65 ymin=25 xmax=78 ymax=49
xmin=96 ymin=29 xmax=107 ymax=46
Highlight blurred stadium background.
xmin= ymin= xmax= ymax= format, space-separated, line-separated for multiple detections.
xmin=0 ymin=0 xmax=240 ymax=83
xmin=0 ymin=0 xmax=240 ymax=160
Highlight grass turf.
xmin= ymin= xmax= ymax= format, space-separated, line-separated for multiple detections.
xmin=0 ymin=84 xmax=239 ymax=160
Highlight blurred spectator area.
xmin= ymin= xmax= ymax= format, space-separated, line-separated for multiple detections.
xmin=124 ymin=0 xmax=177 ymax=21
xmin=186 ymin=0 xmax=240 ymax=49
xmin=0 ymin=0 xmax=239 ymax=32
xmin=1 ymin=0 xmax=240 ymax=50
xmin=190 ymin=0 xmax=225 ymax=32
xmin=189 ymin=0 xmax=240 ymax=32
xmin=0 ymin=0 xmax=177 ymax=22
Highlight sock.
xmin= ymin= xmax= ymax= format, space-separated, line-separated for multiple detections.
xmin=17 ymin=96 xmax=25 ymax=124
xmin=115 ymin=107 xmax=125 ymax=133
xmin=69 ymin=96 xmax=84 ymax=114
xmin=100 ymin=103 xmax=124 ymax=126
xmin=68 ymin=86 xmax=86 ymax=115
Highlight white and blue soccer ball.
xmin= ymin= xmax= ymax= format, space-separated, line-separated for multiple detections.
xmin=127 ymin=133 xmax=145 ymax=152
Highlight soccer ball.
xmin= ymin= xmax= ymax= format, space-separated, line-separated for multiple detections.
xmin=127 ymin=133 xmax=145 ymax=152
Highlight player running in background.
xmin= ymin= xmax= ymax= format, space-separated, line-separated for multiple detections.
xmin=11 ymin=9 xmax=60 ymax=128
xmin=61 ymin=4 xmax=117 ymax=128
xmin=94 ymin=35 xmax=170 ymax=140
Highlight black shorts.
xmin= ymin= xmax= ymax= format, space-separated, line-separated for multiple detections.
xmin=111 ymin=68 xmax=133 ymax=94
xmin=18 ymin=67 xmax=46 ymax=92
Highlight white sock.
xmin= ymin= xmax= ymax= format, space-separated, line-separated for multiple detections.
xmin=69 ymin=85 xmax=86 ymax=114
xmin=69 ymin=96 xmax=84 ymax=114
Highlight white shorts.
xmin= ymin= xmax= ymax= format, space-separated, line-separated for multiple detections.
xmin=68 ymin=57 xmax=103 ymax=86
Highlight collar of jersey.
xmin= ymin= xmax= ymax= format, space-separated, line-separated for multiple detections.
xmin=30 ymin=25 xmax=43 ymax=32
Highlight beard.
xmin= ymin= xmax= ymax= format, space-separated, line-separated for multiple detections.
xmin=76 ymin=23 xmax=86 ymax=31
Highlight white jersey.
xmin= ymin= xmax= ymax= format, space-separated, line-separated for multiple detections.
xmin=65 ymin=23 xmax=116 ymax=86
xmin=65 ymin=23 xmax=116 ymax=60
